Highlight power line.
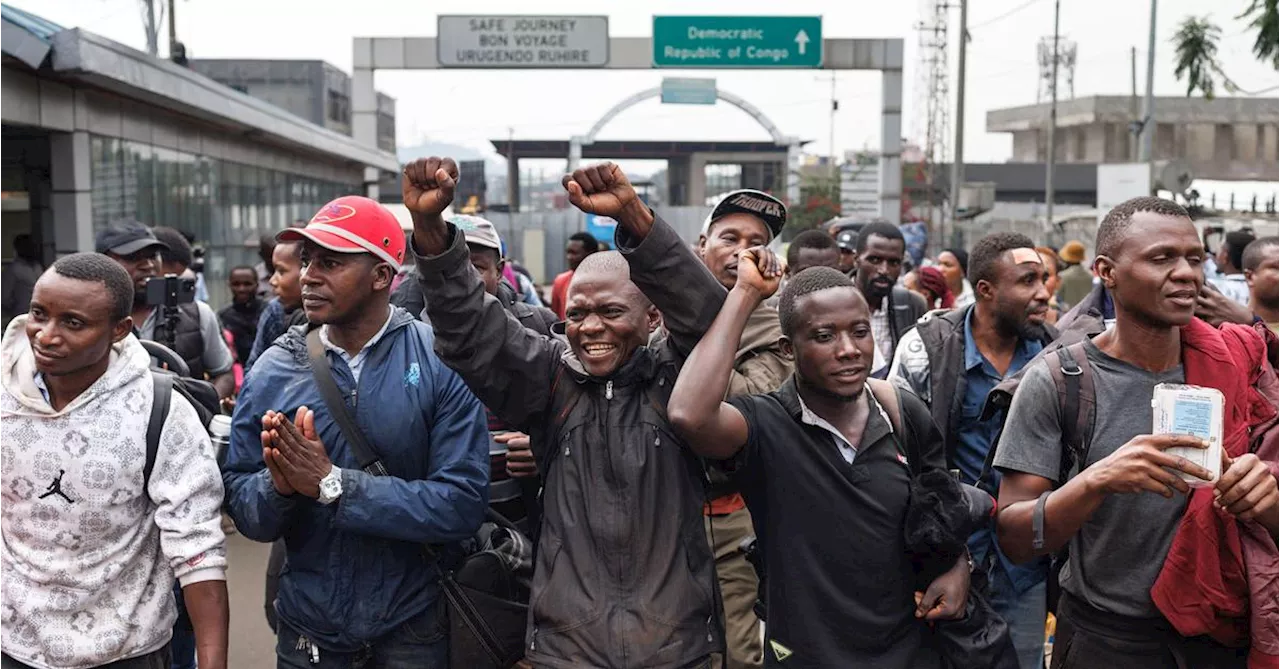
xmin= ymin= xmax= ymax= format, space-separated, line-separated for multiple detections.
xmin=970 ymin=0 xmax=1045 ymax=30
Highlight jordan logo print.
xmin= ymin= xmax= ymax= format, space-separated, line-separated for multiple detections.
xmin=38 ymin=470 xmax=74 ymax=504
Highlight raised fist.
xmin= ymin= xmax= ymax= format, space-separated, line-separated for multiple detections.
xmin=737 ymin=246 xmax=783 ymax=299
xmin=561 ymin=162 xmax=638 ymax=218
xmin=402 ymin=157 xmax=459 ymax=217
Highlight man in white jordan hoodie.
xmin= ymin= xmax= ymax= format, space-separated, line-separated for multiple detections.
xmin=0 ymin=254 xmax=228 ymax=669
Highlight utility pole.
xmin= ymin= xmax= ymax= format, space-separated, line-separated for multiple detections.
xmin=1045 ymin=0 xmax=1060 ymax=230
xmin=949 ymin=0 xmax=968 ymax=238
xmin=140 ymin=0 xmax=160 ymax=56
xmin=829 ymin=73 xmax=838 ymax=181
xmin=1130 ymin=46 xmax=1139 ymax=161
xmin=506 ymin=127 xmax=517 ymax=213
xmin=1139 ymin=0 xmax=1158 ymax=174
xmin=167 ymin=0 xmax=177 ymax=57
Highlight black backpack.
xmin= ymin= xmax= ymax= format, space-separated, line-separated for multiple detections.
xmin=142 ymin=370 xmax=221 ymax=492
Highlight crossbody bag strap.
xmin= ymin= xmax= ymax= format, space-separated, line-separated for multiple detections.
xmin=305 ymin=328 xmax=389 ymax=477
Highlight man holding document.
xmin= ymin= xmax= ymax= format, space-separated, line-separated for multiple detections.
xmin=992 ymin=196 xmax=1278 ymax=669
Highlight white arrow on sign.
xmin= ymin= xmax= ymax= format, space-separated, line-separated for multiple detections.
xmin=794 ymin=29 xmax=810 ymax=55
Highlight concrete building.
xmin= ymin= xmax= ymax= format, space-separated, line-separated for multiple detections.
xmin=1 ymin=4 xmax=398 ymax=307
xmin=987 ymin=95 xmax=1278 ymax=182
xmin=487 ymin=139 xmax=801 ymax=208
xmin=189 ymin=59 xmax=397 ymax=153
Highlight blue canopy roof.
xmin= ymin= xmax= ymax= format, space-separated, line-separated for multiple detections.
xmin=2 ymin=4 xmax=65 ymax=68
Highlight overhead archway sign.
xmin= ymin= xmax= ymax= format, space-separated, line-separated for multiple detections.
xmin=437 ymin=15 xmax=610 ymax=68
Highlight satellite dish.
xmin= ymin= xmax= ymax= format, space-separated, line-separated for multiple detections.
xmin=1154 ymin=160 xmax=1194 ymax=196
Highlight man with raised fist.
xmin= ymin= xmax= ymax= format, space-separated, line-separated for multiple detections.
xmin=407 ymin=157 xmax=728 ymax=668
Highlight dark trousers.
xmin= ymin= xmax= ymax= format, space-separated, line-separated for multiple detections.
xmin=3 ymin=645 xmax=171 ymax=669
xmin=1052 ymin=592 xmax=1248 ymax=669
xmin=265 ymin=539 xmax=287 ymax=632
xmin=275 ymin=607 xmax=447 ymax=669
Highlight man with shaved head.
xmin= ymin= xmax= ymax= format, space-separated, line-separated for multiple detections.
xmin=407 ymin=157 xmax=728 ymax=668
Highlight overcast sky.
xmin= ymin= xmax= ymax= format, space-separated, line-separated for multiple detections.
xmin=13 ymin=0 xmax=1279 ymax=166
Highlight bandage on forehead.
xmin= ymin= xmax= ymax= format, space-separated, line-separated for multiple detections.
xmin=1009 ymin=248 xmax=1044 ymax=266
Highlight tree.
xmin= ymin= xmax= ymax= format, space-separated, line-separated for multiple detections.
xmin=1240 ymin=0 xmax=1278 ymax=69
xmin=1172 ymin=16 xmax=1224 ymax=98
xmin=781 ymin=172 xmax=840 ymax=240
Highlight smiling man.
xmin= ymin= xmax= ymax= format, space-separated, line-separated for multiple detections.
xmin=889 ymin=232 xmax=1056 ymax=669
xmin=994 ymin=197 xmax=1278 ymax=668
xmin=408 ymin=157 xmax=727 ymax=668
xmin=853 ymin=223 xmax=928 ymax=378
xmin=668 ymin=262 xmax=969 ymax=668
xmin=1 ymin=254 xmax=228 ymax=669
xmin=221 ymin=195 xmax=491 ymax=669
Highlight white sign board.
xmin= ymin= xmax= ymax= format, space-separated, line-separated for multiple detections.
xmin=1096 ymin=163 xmax=1151 ymax=225
xmin=437 ymin=16 xmax=609 ymax=68
xmin=840 ymin=160 xmax=881 ymax=218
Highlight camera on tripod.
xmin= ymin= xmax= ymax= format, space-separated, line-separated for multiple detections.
xmin=145 ymin=274 xmax=196 ymax=309
xmin=145 ymin=275 xmax=196 ymax=355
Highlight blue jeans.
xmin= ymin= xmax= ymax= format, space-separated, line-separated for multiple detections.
xmin=275 ymin=606 xmax=447 ymax=669
xmin=988 ymin=570 xmax=1047 ymax=669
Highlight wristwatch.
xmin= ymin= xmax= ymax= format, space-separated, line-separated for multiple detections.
xmin=318 ymin=465 xmax=343 ymax=505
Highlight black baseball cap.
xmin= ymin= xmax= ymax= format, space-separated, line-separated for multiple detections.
xmin=835 ymin=230 xmax=858 ymax=252
xmin=702 ymin=189 xmax=787 ymax=242
xmin=95 ymin=220 xmax=169 ymax=256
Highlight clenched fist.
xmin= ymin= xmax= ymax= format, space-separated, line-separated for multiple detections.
xmin=403 ymin=157 xmax=459 ymax=217
xmin=736 ymin=246 xmax=783 ymax=300
xmin=561 ymin=162 xmax=639 ymax=218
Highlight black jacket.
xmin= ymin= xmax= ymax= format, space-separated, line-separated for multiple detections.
xmin=218 ymin=298 xmax=265 ymax=364
xmin=414 ymin=217 xmax=726 ymax=669
xmin=876 ymin=287 xmax=928 ymax=376
xmin=890 ymin=305 xmax=1059 ymax=469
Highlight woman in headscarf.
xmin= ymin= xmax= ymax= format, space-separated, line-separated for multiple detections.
xmin=907 ymin=265 xmax=955 ymax=310
xmin=936 ymin=248 xmax=974 ymax=308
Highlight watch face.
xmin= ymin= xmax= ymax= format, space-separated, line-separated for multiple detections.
xmin=321 ymin=476 xmax=341 ymax=500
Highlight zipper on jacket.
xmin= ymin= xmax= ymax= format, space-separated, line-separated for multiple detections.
xmin=531 ymin=625 xmax=538 ymax=651
xmin=706 ymin=615 xmax=714 ymax=643
xmin=605 ymin=379 xmax=613 ymax=400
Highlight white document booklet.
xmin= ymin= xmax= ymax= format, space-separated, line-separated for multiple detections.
xmin=1151 ymin=383 xmax=1224 ymax=486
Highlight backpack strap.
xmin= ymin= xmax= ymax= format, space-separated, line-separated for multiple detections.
xmin=866 ymin=378 xmax=921 ymax=475
xmin=145 ymin=371 xmax=173 ymax=495
xmin=1044 ymin=342 xmax=1096 ymax=486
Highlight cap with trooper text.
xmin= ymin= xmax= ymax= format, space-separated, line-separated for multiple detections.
xmin=701 ymin=190 xmax=788 ymax=242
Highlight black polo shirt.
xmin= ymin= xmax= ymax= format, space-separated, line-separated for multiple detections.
xmin=724 ymin=377 xmax=946 ymax=669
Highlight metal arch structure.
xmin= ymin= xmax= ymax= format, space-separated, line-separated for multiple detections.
xmin=351 ymin=35 xmax=903 ymax=223
xmin=568 ymin=86 xmax=802 ymax=204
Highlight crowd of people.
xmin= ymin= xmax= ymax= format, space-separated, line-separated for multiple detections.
xmin=1 ymin=154 xmax=1278 ymax=669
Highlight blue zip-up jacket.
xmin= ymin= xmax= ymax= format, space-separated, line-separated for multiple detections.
xmin=222 ymin=306 xmax=490 ymax=651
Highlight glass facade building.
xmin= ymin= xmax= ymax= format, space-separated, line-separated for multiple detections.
xmin=89 ymin=136 xmax=359 ymax=307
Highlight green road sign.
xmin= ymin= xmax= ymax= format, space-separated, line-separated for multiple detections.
xmin=652 ymin=16 xmax=822 ymax=68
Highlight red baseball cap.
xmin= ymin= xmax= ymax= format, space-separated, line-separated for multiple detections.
xmin=277 ymin=196 xmax=405 ymax=267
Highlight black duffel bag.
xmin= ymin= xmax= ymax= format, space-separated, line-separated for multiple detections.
xmin=443 ymin=508 xmax=532 ymax=669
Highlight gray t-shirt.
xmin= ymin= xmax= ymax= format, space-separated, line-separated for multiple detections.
xmin=139 ymin=301 xmax=235 ymax=376
xmin=993 ymin=340 xmax=1187 ymax=618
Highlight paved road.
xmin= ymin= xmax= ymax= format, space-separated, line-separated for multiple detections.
xmin=225 ymin=532 xmax=277 ymax=668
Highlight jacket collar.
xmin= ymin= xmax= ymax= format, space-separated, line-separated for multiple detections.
xmin=277 ymin=305 xmax=417 ymax=365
